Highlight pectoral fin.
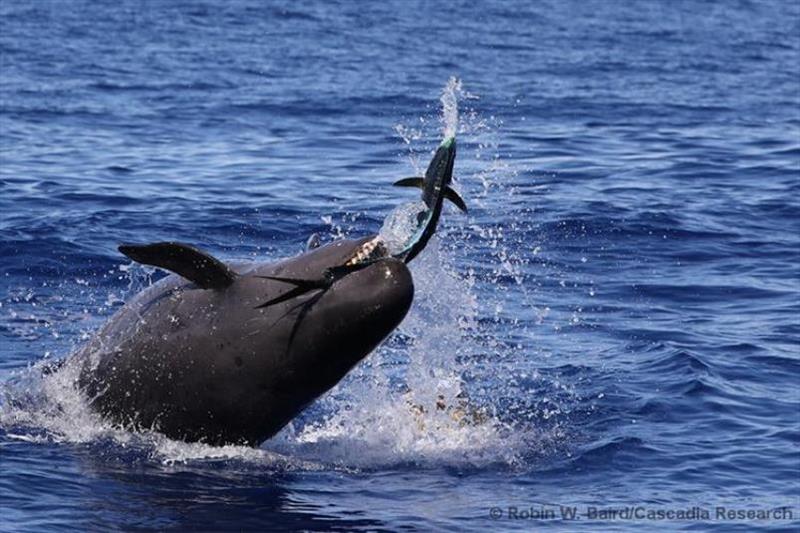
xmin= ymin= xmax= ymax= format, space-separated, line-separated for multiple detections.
xmin=443 ymin=186 xmax=467 ymax=213
xmin=254 ymin=275 xmax=329 ymax=308
xmin=254 ymin=261 xmax=375 ymax=309
xmin=118 ymin=242 xmax=237 ymax=290
xmin=393 ymin=177 xmax=425 ymax=188
xmin=393 ymin=177 xmax=467 ymax=212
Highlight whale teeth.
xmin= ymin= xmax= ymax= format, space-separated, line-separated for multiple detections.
xmin=345 ymin=237 xmax=383 ymax=266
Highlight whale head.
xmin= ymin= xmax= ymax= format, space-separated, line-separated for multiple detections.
xmin=248 ymin=236 xmax=414 ymax=386
xmin=212 ymin=236 xmax=415 ymax=441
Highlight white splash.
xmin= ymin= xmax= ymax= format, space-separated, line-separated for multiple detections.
xmin=264 ymin=79 xmax=567 ymax=469
xmin=441 ymin=76 xmax=461 ymax=139
xmin=378 ymin=200 xmax=427 ymax=256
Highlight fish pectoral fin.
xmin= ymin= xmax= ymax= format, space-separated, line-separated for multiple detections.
xmin=118 ymin=242 xmax=237 ymax=290
xmin=444 ymin=186 xmax=468 ymax=213
xmin=254 ymin=261 xmax=375 ymax=309
xmin=393 ymin=178 xmax=467 ymax=212
xmin=392 ymin=176 xmax=425 ymax=188
xmin=253 ymin=275 xmax=330 ymax=309
xmin=254 ymin=285 xmax=317 ymax=309
xmin=256 ymin=275 xmax=329 ymax=288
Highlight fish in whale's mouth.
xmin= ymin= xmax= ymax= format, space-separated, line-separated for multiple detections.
xmin=254 ymin=136 xmax=463 ymax=311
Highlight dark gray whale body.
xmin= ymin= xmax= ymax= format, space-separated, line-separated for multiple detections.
xmin=72 ymin=137 xmax=463 ymax=446
xmin=75 ymin=237 xmax=412 ymax=445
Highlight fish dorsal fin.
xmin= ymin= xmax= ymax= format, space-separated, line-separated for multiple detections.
xmin=118 ymin=242 xmax=237 ymax=290
xmin=392 ymin=177 xmax=467 ymax=213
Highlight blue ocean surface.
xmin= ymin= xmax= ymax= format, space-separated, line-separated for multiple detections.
xmin=1 ymin=0 xmax=799 ymax=531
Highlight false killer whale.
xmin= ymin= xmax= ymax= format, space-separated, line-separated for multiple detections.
xmin=70 ymin=137 xmax=465 ymax=446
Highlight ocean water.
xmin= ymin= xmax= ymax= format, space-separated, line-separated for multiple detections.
xmin=1 ymin=1 xmax=799 ymax=531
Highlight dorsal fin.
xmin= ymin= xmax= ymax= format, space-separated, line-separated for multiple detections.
xmin=306 ymin=233 xmax=321 ymax=250
xmin=118 ymin=242 xmax=237 ymax=290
